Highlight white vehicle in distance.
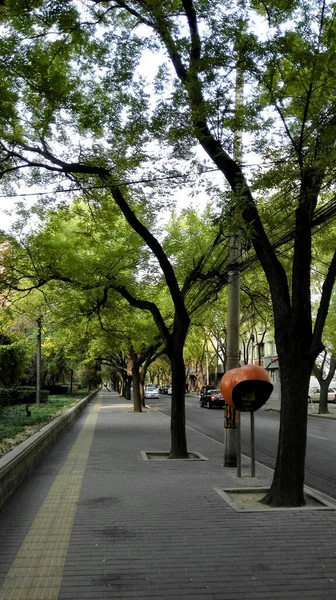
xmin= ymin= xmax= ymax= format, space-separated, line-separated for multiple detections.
xmin=144 ymin=384 xmax=159 ymax=399
xmin=308 ymin=386 xmax=336 ymax=403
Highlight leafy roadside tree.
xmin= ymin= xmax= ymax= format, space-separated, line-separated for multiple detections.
xmin=1 ymin=197 xmax=232 ymax=456
xmin=147 ymin=354 xmax=172 ymax=389
xmin=310 ymin=221 xmax=336 ymax=413
xmin=184 ymin=325 xmax=212 ymax=390
xmin=0 ymin=333 xmax=28 ymax=387
xmin=87 ymin=304 xmax=163 ymax=410
xmin=312 ymin=352 xmax=336 ymax=414
xmin=1 ymin=0 xmax=336 ymax=502
xmin=186 ymin=262 xmax=273 ymax=382
xmin=87 ymin=0 xmax=336 ymax=506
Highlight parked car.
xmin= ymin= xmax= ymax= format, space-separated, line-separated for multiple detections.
xmin=199 ymin=387 xmax=225 ymax=409
xmin=144 ymin=385 xmax=159 ymax=399
xmin=308 ymin=386 xmax=336 ymax=403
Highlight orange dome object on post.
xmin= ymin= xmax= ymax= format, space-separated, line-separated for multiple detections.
xmin=220 ymin=364 xmax=273 ymax=412
xmin=220 ymin=368 xmax=240 ymax=408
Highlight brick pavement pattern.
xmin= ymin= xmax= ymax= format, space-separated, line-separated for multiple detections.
xmin=0 ymin=390 xmax=336 ymax=600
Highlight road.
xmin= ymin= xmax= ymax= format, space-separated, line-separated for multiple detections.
xmin=148 ymin=393 xmax=336 ymax=500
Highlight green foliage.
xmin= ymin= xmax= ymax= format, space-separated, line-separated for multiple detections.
xmin=0 ymin=334 xmax=30 ymax=387
xmin=0 ymin=387 xmax=49 ymax=407
xmin=0 ymin=392 xmax=87 ymax=449
xmin=42 ymin=384 xmax=69 ymax=395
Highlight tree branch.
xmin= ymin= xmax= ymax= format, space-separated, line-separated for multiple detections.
xmin=112 ymin=283 xmax=170 ymax=343
xmin=312 ymin=249 xmax=336 ymax=357
xmin=181 ymin=0 xmax=201 ymax=62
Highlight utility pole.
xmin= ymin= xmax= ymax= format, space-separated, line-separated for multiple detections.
xmin=224 ymin=45 xmax=244 ymax=468
xmin=36 ymin=317 xmax=42 ymax=406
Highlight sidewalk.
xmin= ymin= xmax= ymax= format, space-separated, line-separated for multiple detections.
xmin=0 ymin=389 xmax=335 ymax=599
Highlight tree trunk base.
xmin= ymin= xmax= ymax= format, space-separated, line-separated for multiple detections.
xmin=261 ymin=488 xmax=306 ymax=508
xmin=167 ymin=451 xmax=189 ymax=459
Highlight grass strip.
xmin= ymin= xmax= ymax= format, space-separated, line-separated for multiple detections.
xmin=0 ymin=392 xmax=89 ymax=457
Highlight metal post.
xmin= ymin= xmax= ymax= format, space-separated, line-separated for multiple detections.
xmin=250 ymin=411 xmax=256 ymax=477
xmin=236 ymin=409 xmax=242 ymax=477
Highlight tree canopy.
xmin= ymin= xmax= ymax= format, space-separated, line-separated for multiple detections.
xmin=0 ymin=0 xmax=336 ymax=505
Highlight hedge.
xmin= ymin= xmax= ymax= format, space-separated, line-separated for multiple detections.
xmin=0 ymin=387 xmax=49 ymax=407
xmin=43 ymin=385 xmax=69 ymax=395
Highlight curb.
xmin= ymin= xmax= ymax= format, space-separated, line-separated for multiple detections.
xmin=0 ymin=389 xmax=98 ymax=509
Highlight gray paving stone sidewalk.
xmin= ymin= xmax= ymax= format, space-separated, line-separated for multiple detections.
xmin=0 ymin=389 xmax=336 ymax=599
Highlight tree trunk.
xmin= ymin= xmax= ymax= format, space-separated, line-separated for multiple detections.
xmin=318 ymin=381 xmax=329 ymax=414
xmin=119 ymin=372 xmax=125 ymax=397
xmin=112 ymin=370 xmax=119 ymax=392
xmin=263 ymin=351 xmax=311 ymax=507
xmin=139 ymin=370 xmax=146 ymax=408
xmin=132 ymin=362 xmax=142 ymax=412
xmin=313 ymin=354 xmax=336 ymax=415
xmin=167 ymin=320 xmax=189 ymax=458
xmin=168 ymin=349 xmax=188 ymax=458
xmin=70 ymin=369 xmax=73 ymax=394
xmin=124 ymin=376 xmax=132 ymax=400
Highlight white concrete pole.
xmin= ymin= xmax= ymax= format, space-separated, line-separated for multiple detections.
xmin=224 ymin=47 xmax=244 ymax=469
xmin=36 ymin=317 xmax=41 ymax=406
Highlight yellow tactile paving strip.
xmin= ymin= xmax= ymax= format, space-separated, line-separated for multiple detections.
xmin=0 ymin=396 xmax=101 ymax=600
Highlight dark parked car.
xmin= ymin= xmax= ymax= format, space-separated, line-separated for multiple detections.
xmin=199 ymin=387 xmax=225 ymax=409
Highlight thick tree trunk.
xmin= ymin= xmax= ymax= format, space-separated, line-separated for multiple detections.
xmin=119 ymin=372 xmax=125 ymax=397
xmin=318 ymin=380 xmax=329 ymax=415
xmin=314 ymin=355 xmax=336 ymax=415
xmin=124 ymin=376 xmax=132 ymax=400
xmin=132 ymin=363 xmax=142 ymax=412
xmin=70 ymin=369 xmax=73 ymax=394
xmin=263 ymin=351 xmax=311 ymax=507
xmin=168 ymin=329 xmax=188 ymax=458
xmin=139 ymin=371 xmax=146 ymax=408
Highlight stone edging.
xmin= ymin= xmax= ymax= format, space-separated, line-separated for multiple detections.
xmin=0 ymin=389 xmax=98 ymax=509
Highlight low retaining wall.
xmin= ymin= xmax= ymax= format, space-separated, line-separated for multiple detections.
xmin=0 ymin=389 xmax=98 ymax=508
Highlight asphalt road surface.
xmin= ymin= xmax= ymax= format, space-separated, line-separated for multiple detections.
xmin=148 ymin=393 xmax=336 ymax=500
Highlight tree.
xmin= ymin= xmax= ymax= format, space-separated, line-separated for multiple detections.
xmin=88 ymin=306 xmax=163 ymax=410
xmin=93 ymin=0 xmax=336 ymax=505
xmin=313 ymin=352 xmax=336 ymax=414
xmin=0 ymin=333 xmax=28 ymax=387
xmin=1 ymin=0 xmax=336 ymax=501
xmin=312 ymin=288 xmax=336 ymax=413
xmin=1 ymin=200 xmax=232 ymax=456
